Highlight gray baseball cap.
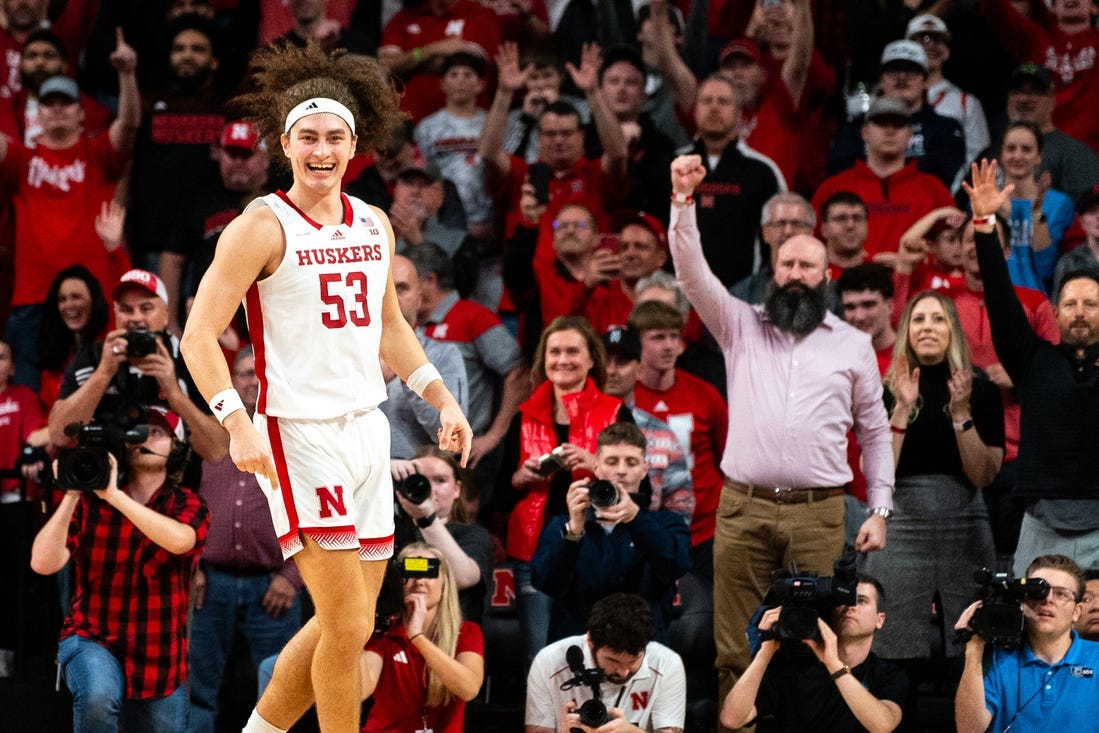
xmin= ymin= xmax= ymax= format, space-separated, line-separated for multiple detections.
xmin=38 ymin=75 xmax=79 ymax=101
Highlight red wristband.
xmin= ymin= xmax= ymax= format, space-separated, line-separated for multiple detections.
xmin=671 ymin=192 xmax=693 ymax=206
xmin=890 ymin=424 xmax=907 ymax=435
xmin=972 ymin=214 xmax=996 ymax=228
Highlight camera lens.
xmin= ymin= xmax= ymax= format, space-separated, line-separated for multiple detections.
xmin=588 ymin=479 xmax=619 ymax=510
xmin=396 ymin=472 xmax=431 ymax=504
xmin=56 ymin=447 xmax=111 ymax=492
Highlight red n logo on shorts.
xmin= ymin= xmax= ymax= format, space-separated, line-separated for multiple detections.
xmin=316 ymin=485 xmax=347 ymax=518
xmin=630 ymin=692 xmax=649 ymax=710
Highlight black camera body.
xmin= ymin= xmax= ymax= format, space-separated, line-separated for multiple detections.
xmin=122 ymin=329 xmax=162 ymax=358
xmin=56 ymin=420 xmax=149 ymax=491
xmin=769 ymin=545 xmax=859 ymax=641
xmin=966 ymin=568 xmax=1050 ymax=649
xmin=588 ymin=479 xmax=618 ymax=510
xmin=395 ymin=472 xmax=431 ymax=504
xmin=561 ymin=644 xmax=607 ymax=733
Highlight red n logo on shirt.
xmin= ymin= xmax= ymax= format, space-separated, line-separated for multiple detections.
xmin=630 ymin=692 xmax=649 ymax=710
xmin=491 ymin=567 xmax=516 ymax=608
xmin=316 ymin=485 xmax=347 ymax=518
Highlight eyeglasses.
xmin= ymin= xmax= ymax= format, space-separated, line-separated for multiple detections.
xmin=765 ymin=219 xmax=812 ymax=230
xmin=1027 ymin=586 xmax=1079 ymax=605
xmin=826 ymin=213 xmax=867 ymax=224
xmin=552 ymin=219 xmax=592 ymax=231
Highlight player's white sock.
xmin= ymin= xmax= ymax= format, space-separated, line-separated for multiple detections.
xmin=242 ymin=709 xmax=286 ymax=733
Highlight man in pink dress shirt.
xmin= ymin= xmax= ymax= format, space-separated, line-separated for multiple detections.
xmin=666 ymin=155 xmax=895 ymax=709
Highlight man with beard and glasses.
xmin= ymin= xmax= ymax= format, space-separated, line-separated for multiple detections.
xmin=127 ymin=15 xmax=227 ymax=277
xmin=666 ymin=154 xmax=894 ymax=711
xmin=965 ymin=159 xmax=1099 ymax=578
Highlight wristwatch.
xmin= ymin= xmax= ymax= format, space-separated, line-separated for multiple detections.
xmin=953 ymin=418 xmax=975 ymax=432
xmin=830 ymin=664 xmax=852 ymax=680
xmin=415 ymin=512 xmax=437 ymax=529
xmin=868 ymin=506 xmax=894 ymax=522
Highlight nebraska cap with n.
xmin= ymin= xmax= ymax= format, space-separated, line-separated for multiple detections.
xmin=113 ymin=269 xmax=169 ymax=305
xmin=220 ymin=120 xmax=261 ymax=153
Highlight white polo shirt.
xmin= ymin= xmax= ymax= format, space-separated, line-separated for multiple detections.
xmin=526 ymin=635 xmax=686 ymax=732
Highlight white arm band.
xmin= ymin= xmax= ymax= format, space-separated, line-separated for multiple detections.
xmin=209 ymin=388 xmax=246 ymax=424
xmin=405 ymin=363 xmax=443 ymax=399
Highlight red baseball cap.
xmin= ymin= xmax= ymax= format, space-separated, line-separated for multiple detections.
xmin=608 ymin=209 xmax=667 ymax=249
xmin=147 ymin=405 xmax=185 ymax=442
xmin=718 ymin=37 xmax=762 ymax=68
xmin=112 ymin=269 xmax=169 ymax=305
xmin=220 ymin=120 xmax=260 ymax=154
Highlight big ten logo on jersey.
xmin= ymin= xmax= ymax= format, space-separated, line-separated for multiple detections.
xmin=315 ymin=485 xmax=348 ymax=518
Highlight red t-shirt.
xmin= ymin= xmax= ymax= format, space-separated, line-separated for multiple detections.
xmin=0 ymin=383 xmax=45 ymax=495
xmin=1 ymin=134 xmax=130 ymax=305
xmin=362 ymin=621 xmax=484 ymax=733
xmin=811 ymin=160 xmax=954 ymax=260
xmin=380 ymin=0 xmax=500 ymax=123
xmin=633 ymin=369 xmax=728 ymax=546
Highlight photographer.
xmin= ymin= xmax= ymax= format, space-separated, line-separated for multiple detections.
xmin=721 ymin=576 xmax=906 ymax=733
xmin=954 ymin=554 xmax=1099 ymax=733
xmin=391 ymin=445 xmax=494 ymax=625
xmin=30 ymin=406 xmax=209 ymax=732
xmin=359 ymin=542 xmax=484 ymax=732
xmin=47 ymin=269 xmax=223 ymax=461
xmin=526 ymin=592 xmax=686 ymax=733
xmin=531 ymin=422 xmax=691 ymax=642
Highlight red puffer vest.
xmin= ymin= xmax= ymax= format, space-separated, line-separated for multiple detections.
xmin=506 ymin=377 xmax=623 ymax=562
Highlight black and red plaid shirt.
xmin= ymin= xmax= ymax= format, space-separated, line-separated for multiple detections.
xmin=61 ymin=483 xmax=209 ymax=699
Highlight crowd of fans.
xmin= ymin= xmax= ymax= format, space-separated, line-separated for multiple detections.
xmin=3 ymin=0 xmax=1099 ymax=731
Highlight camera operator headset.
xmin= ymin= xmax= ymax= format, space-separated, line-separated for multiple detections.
xmin=47 ymin=269 xmax=224 ymax=466
xmin=359 ymin=542 xmax=484 ymax=733
xmin=954 ymin=554 xmax=1099 ymax=733
xmin=30 ymin=405 xmax=209 ymax=732
xmin=391 ymin=444 xmax=495 ymax=625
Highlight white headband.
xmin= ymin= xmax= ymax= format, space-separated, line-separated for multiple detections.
xmin=284 ymin=97 xmax=356 ymax=135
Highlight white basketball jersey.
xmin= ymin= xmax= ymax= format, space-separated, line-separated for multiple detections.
xmin=245 ymin=191 xmax=390 ymax=419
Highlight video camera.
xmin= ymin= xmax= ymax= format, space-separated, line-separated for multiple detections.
xmin=961 ymin=568 xmax=1050 ymax=650
xmin=561 ymin=644 xmax=607 ymax=732
xmin=373 ymin=555 xmax=442 ymax=632
xmin=767 ymin=545 xmax=859 ymax=642
xmin=55 ymin=402 xmax=149 ymax=491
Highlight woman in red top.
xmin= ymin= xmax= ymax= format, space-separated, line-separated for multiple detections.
xmin=360 ymin=542 xmax=484 ymax=733
xmin=507 ymin=315 xmax=630 ymax=664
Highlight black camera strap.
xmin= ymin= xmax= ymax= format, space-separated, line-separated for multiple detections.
xmin=1001 ymin=658 xmax=1062 ymax=733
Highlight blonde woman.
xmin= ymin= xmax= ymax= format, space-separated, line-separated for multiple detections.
xmin=360 ymin=543 xmax=485 ymax=732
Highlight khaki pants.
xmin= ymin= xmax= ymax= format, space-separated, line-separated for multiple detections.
xmin=713 ymin=485 xmax=845 ymax=711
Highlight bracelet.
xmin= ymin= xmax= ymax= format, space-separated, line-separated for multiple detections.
xmin=889 ymin=424 xmax=907 ymax=435
xmin=209 ymin=388 xmax=246 ymax=424
xmin=406 ymin=363 xmax=442 ymax=399
xmin=409 ymin=632 xmax=423 ymax=642
xmin=830 ymin=664 xmax=852 ymax=680
xmin=972 ymin=214 xmax=996 ymax=228
xmin=671 ymin=192 xmax=694 ymax=207
xmin=411 ymin=47 xmax=423 ymax=63
xmin=415 ymin=512 xmax=437 ymax=528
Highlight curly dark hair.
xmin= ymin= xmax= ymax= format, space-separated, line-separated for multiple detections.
xmin=587 ymin=593 xmax=654 ymax=655
xmin=234 ymin=40 xmax=406 ymax=169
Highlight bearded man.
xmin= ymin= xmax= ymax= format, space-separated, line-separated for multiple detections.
xmin=665 ymin=154 xmax=895 ymax=709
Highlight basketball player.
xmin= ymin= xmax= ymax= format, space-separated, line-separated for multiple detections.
xmin=180 ymin=42 xmax=472 ymax=733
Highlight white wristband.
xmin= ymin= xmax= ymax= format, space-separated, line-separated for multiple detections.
xmin=209 ymin=388 xmax=246 ymax=424
xmin=406 ymin=363 xmax=442 ymax=398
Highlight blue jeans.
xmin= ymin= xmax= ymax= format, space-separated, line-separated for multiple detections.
xmin=6 ymin=303 xmax=43 ymax=391
xmin=186 ymin=568 xmax=302 ymax=733
xmin=58 ymin=634 xmax=188 ymax=732
xmin=513 ymin=560 xmax=551 ymax=669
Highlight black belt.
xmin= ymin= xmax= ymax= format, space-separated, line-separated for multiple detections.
xmin=724 ymin=478 xmax=845 ymax=504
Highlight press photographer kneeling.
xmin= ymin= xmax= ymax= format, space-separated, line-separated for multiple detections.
xmin=30 ymin=406 xmax=209 ymax=732
xmin=721 ymin=572 xmax=906 ymax=733
xmin=954 ymin=554 xmax=1099 ymax=733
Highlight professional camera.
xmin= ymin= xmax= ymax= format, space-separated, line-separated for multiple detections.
xmin=56 ymin=419 xmax=149 ymax=491
xmin=561 ymin=644 xmax=607 ymax=732
xmin=373 ymin=555 xmax=442 ymax=632
xmin=395 ymin=472 xmax=432 ymax=504
xmin=588 ymin=479 xmax=619 ymax=510
xmin=122 ymin=328 xmax=161 ymax=358
xmin=768 ymin=545 xmax=859 ymax=641
xmin=963 ymin=568 xmax=1051 ymax=650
